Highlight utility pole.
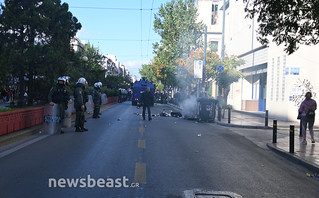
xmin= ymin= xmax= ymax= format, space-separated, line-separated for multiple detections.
xmin=201 ymin=28 xmax=222 ymax=97
xmin=202 ymin=26 xmax=207 ymax=96
xmin=217 ymin=0 xmax=226 ymax=121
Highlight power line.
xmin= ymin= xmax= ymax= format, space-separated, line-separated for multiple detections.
xmin=140 ymin=0 xmax=143 ymax=65
xmin=70 ymin=6 xmax=157 ymax=11
xmin=79 ymin=38 xmax=159 ymax=42
xmin=147 ymin=0 xmax=155 ymax=58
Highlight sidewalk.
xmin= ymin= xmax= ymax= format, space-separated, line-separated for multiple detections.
xmin=168 ymin=103 xmax=319 ymax=173
xmin=217 ymin=109 xmax=319 ymax=173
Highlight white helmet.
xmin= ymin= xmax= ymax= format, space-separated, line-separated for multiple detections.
xmin=94 ymin=82 xmax=102 ymax=88
xmin=57 ymin=77 xmax=66 ymax=83
xmin=77 ymin=77 xmax=87 ymax=85
xmin=62 ymin=76 xmax=71 ymax=84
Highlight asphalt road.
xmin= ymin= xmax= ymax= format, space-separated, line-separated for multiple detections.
xmin=0 ymin=102 xmax=318 ymax=198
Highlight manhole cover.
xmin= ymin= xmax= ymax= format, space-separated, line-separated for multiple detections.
xmin=184 ymin=190 xmax=242 ymax=198
xmin=196 ymin=195 xmax=233 ymax=198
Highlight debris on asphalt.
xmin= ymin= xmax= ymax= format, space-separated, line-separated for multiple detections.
xmin=197 ymin=133 xmax=201 ymax=137
xmin=160 ymin=112 xmax=170 ymax=117
xmin=171 ymin=111 xmax=182 ymax=117
xmin=117 ymin=118 xmax=121 ymax=121
xmin=307 ymin=173 xmax=319 ymax=178
xmin=306 ymin=173 xmax=313 ymax=177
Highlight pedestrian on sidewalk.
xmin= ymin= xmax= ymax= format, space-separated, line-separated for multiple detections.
xmin=298 ymin=92 xmax=317 ymax=145
xmin=141 ymin=87 xmax=154 ymax=121
xmin=74 ymin=77 xmax=88 ymax=132
xmin=48 ymin=77 xmax=72 ymax=134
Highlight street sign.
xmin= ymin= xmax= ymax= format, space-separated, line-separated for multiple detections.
xmin=194 ymin=60 xmax=203 ymax=79
xmin=217 ymin=65 xmax=224 ymax=73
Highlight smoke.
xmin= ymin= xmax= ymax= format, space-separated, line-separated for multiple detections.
xmin=179 ymin=95 xmax=198 ymax=117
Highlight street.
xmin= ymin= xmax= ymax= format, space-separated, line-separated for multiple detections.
xmin=0 ymin=102 xmax=318 ymax=198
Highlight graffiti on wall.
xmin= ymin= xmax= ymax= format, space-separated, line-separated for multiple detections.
xmin=290 ymin=79 xmax=317 ymax=106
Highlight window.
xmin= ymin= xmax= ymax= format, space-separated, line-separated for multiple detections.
xmin=210 ymin=41 xmax=218 ymax=52
xmin=290 ymin=67 xmax=300 ymax=75
xmin=211 ymin=4 xmax=219 ymax=25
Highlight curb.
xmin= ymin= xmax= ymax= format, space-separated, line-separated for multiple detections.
xmin=0 ymin=125 xmax=43 ymax=148
xmin=216 ymin=121 xmax=272 ymax=129
xmin=232 ymin=109 xmax=265 ymax=118
xmin=267 ymin=143 xmax=319 ymax=173
xmin=0 ymin=102 xmax=117 ymax=148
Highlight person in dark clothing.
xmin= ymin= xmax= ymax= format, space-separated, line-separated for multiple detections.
xmin=92 ymin=82 xmax=102 ymax=118
xmin=141 ymin=87 xmax=154 ymax=121
xmin=48 ymin=77 xmax=72 ymax=134
xmin=74 ymin=77 xmax=88 ymax=132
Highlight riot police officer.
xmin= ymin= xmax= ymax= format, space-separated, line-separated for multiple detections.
xmin=92 ymin=82 xmax=102 ymax=119
xmin=74 ymin=77 xmax=88 ymax=132
xmin=48 ymin=77 xmax=72 ymax=134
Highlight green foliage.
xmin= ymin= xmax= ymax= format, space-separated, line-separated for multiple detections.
xmin=0 ymin=0 xmax=81 ymax=106
xmin=157 ymin=84 xmax=165 ymax=91
xmin=101 ymin=87 xmax=119 ymax=97
xmin=176 ymin=49 xmax=243 ymax=100
xmin=244 ymin=0 xmax=319 ymax=54
xmin=81 ymin=43 xmax=106 ymax=85
xmin=139 ymin=63 xmax=158 ymax=84
xmin=101 ymin=75 xmax=131 ymax=90
xmin=152 ymin=0 xmax=204 ymax=88
xmin=217 ymin=55 xmax=244 ymax=89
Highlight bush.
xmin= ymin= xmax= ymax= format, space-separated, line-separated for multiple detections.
xmin=102 ymin=87 xmax=119 ymax=97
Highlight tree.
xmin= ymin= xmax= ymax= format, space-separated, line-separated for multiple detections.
xmin=0 ymin=0 xmax=81 ymax=106
xmin=139 ymin=63 xmax=158 ymax=84
xmin=218 ymin=56 xmax=244 ymax=105
xmin=176 ymin=49 xmax=243 ymax=103
xmin=244 ymin=0 xmax=319 ymax=54
xmin=102 ymin=75 xmax=131 ymax=90
xmin=77 ymin=43 xmax=106 ymax=85
xmin=153 ymin=0 xmax=204 ymax=88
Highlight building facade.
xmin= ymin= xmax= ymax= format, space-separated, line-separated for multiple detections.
xmin=197 ymin=0 xmax=319 ymax=121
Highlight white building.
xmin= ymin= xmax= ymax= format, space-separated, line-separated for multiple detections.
xmin=70 ymin=37 xmax=86 ymax=52
xmin=196 ymin=0 xmax=319 ymax=121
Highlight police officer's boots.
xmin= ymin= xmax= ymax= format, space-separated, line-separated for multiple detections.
xmin=75 ymin=127 xmax=83 ymax=132
xmin=81 ymin=125 xmax=88 ymax=131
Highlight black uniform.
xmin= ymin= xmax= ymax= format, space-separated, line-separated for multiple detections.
xmin=74 ymin=83 xmax=87 ymax=132
xmin=92 ymin=87 xmax=102 ymax=118
xmin=141 ymin=91 xmax=154 ymax=121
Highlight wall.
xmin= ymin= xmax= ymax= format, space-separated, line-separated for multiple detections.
xmin=267 ymin=43 xmax=319 ymax=121
xmin=0 ymin=107 xmax=44 ymax=135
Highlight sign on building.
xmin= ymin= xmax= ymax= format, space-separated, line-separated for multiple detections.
xmin=194 ymin=60 xmax=203 ymax=79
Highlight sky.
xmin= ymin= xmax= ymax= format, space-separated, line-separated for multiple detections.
xmin=61 ymin=0 xmax=172 ymax=79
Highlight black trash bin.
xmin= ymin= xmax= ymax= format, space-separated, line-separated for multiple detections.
xmin=197 ymin=97 xmax=217 ymax=122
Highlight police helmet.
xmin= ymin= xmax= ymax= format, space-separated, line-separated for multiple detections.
xmin=77 ymin=77 xmax=87 ymax=85
xmin=62 ymin=76 xmax=71 ymax=85
xmin=57 ymin=77 xmax=66 ymax=84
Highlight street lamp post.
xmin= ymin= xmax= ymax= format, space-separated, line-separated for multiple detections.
xmin=217 ymin=0 xmax=226 ymax=121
